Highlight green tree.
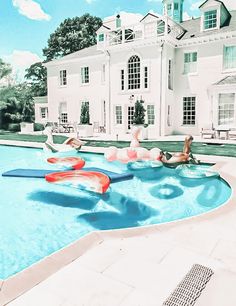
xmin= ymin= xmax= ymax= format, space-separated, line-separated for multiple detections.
xmin=0 ymin=58 xmax=12 ymax=80
xmin=80 ymin=102 xmax=90 ymax=124
xmin=25 ymin=62 xmax=47 ymax=97
xmin=133 ymin=100 xmax=146 ymax=125
xmin=0 ymin=83 xmax=34 ymax=128
xmin=43 ymin=14 xmax=102 ymax=61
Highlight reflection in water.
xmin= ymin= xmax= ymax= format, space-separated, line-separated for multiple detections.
xmin=150 ymin=184 xmax=184 ymax=200
xmin=197 ymin=180 xmax=223 ymax=207
xmin=28 ymin=191 xmax=99 ymax=210
xmin=78 ymin=191 xmax=159 ymax=230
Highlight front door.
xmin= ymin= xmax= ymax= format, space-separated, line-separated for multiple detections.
xmin=127 ymin=106 xmax=134 ymax=130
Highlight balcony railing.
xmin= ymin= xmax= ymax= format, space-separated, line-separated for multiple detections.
xmin=98 ymin=16 xmax=186 ymax=48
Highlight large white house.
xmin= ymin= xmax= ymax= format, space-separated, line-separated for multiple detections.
xmin=35 ymin=0 xmax=236 ymax=138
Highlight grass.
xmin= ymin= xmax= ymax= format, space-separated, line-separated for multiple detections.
xmin=0 ymin=131 xmax=236 ymax=157
xmin=0 ymin=131 xmax=67 ymax=144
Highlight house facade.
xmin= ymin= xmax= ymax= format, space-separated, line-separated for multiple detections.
xmin=35 ymin=0 xmax=236 ymax=138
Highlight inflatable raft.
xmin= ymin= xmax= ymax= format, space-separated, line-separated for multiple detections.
xmin=45 ymin=170 xmax=110 ymax=194
xmin=47 ymin=157 xmax=85 ymax=170
xmin=176 ymin=164 xmax=220 ymax=179
xmin=127 ymin=160 xmax=163 ymax=170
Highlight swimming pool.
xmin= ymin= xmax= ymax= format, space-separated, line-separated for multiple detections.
xmin=0 ymin=145 xmax=231 ymax=279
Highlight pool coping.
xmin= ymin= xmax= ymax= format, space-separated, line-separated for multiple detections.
xmin=0 ymin=142 xmax=235 ymax=305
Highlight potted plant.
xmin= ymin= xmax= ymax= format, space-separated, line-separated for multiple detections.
xmin=20 ymin=100 xmax=34 ymax=133
xmin=132 ymin=99 xmax=148 ymax=140
xmin=77 ymin=102 xmax=93 ymax=137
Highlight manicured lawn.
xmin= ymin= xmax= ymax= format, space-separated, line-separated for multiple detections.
xmin=0 ymin=131 xmax=67 ymax=144
xmin=0 ymin=131 xmax=236 ymax=157
xmin=84 ymin=140 xmax=236 ymax=157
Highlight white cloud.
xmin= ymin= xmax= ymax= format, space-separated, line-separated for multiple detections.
xmin=183 ymin=11 xmax=191 ymax=21
xmin=12 ymin=0 xmax=51 ymax=21
xmin=190 ymin=1 xmax=202 ymax=11
xmin=3 ymin=50 xmax=41 ymax=82
xmin=85 ymin=0 xmax=95 ymax=3
xmin=104 ymin=11 xmax=144 ymax=27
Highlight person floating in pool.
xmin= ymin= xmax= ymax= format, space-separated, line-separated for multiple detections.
xmin=159 ymin=135 xmax=199 ymax=164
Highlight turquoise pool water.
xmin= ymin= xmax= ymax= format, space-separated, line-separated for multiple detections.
xmin=0 ymin=145 xmax=231 ymax=279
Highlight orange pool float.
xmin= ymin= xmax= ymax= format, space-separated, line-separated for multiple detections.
xmin=47 ymin=157 xmax=85 ymax=170
xmin=45 ymin=170 xmax=110 ymax=194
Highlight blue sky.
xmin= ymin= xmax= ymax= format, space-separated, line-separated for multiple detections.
xmin=0 ymin=0 xmax=236 ymax=79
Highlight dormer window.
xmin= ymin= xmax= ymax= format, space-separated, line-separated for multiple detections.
xmin=98 ymin=33 xmax=104 ymax=42
xmin=204 ymin=10 xmax=217 ymax=30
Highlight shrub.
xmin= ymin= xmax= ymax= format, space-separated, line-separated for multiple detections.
xmin=34 ymin=123 xmax=45 ymax=131
xmin=133 ymin=100 xmax=146 ymax=125
xmin=8 ymin=123 xmax=20 ymax=132
xmin=80 ymin=102 xmax=90 ymax=124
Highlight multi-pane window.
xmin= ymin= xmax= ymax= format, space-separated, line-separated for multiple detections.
xmin=98 ymin=33 xmax=104 ymax=42
xmin=223 ymin=46 xmax=236 ymax=69
xmin=168 ymin=59 xmax=173 ymax=90
xmin=204 ymin=10 xmax=217 ymax=30
xmin=59 ymin=102 xmax=68 ymax=123
xmin=174 ymin=3 xmax=179 ymax=10
xmin=121 ymin=69 xmax=125 ymax=90
xmin=183 ymin=97 xmax=196 ymax=125
xmin=218 ymin=93 xmax=235 ymax=125
xmin=167 ymin=3 xmax=172 ymax=15
xmin=184 ymin=52 xmax=197 ymax=74
xmin=144 ymin=67 xmax=148 ymax=89
xmin=40 ymin=107 xmax=48 ymax=119
xmin=81 ymin=67 xmax=89 ymax=84
xmin=115 ymin=105 xmax=122 ymax=124
xmin=128 ymin=106 xmax=134 ymax=129
xmin=157 ymin=20 xmax=165 ymax=35
xmin=61 ymin=113 xmax=68 ymax=123
xmin=147 ymin=105 xmax=155 ymax=125
xmin=128 ymin=55 xmax=141 ymax=90
xmin=60 ymin=70 xmax=67 ymax=86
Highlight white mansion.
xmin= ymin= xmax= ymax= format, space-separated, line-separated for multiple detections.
xmin=35 ymin=0 xmax=236 ymax=138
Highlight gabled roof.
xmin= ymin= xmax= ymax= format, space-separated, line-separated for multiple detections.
xmin=181 ymin=10 xmax=236 ymax=40
xmin=199 ymin=0 xmax=230 ymax=15
xmin=140 ymin=12 xmax=160 ymax=23
xmin=45 ymin=45 xmax=104 ymax=66
xmin=214 ymin=75 xmax=236 ymax=85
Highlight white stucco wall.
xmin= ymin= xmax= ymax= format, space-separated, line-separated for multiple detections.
xmin=47 ymin=55 xmax=108 ymax=128
xmin=173 ymin=37 xmax=236 ymax=135
xmin=45 ymin=32 xmax=236 ymax=137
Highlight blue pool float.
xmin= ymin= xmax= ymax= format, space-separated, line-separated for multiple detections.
xmin=127 ymin=160 xmax=163 ymax=170
xmin=176 ymin=164 xmax=220 ymax=179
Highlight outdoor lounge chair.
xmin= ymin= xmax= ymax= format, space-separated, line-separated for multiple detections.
xmin=201 ymin=124 xmax=216 ymax=139
xmin=229 ymin=127 xmax=236 ymax=140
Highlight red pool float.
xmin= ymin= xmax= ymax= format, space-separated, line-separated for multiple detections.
xmin=47 ymin=157 xmax=85 ymax=170
xmin=45 ymin=170 xmax=110 ymax=194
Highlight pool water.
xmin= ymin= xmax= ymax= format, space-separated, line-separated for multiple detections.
xmin=0 ymin=145 xmax=231 ymax=279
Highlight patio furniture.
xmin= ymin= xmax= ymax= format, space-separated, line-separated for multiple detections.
xmin=93 ymin=122 xmax=100 ymax=133
xmin=99 ymin=125 xmax=106 ymax=133
xmin=59 ymin=123 xmax=74 ymax=133
xmin=163 ymin=264 xmax=214 ymax=306
xmin=229 ymin=127 xmax=236 ymax=139
xmin=215 ymin=127 xmax=230 ymax=140
xmin=46 ymin=122 xmax=61 ymax=133
xmin=201 ymin=125 xmax=216 ymax=139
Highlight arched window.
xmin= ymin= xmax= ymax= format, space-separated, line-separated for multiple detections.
xmin=128 ymin=55 xmax=141 ymax=90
